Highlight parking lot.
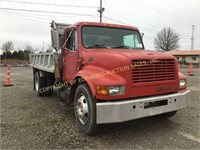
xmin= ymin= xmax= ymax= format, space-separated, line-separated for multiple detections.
xmin=0 ymin=66 xmax=200 ymax=149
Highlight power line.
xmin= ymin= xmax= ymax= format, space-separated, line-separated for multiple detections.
xmin=1 ymin=7 xmax=197 ymax=39
xmin=2 ymin=11 xmax=50 ymax=23
xmin=0 ymin=0 xmax=97 ymax=8
xmin=103 ymin=15 xmax=159 ymax=34
xmin=2 ymin=9 xmax=97 ymax=19
xmin=2 ymin=10 xmax=96 ymax=23
xmin=106 ymin=8 xmax=198 ymax=36
xmin=2 ymin=9 xmax=93 ymax=18
xmin=131 ymin=1 xmax=198 ymax=21
xmin=1 ymin=7 xmax=98 ymax=24
xmin=108 ymin=0 xmax=199 ymax=21
xmin=103 ymin=15 xmax=199 ymax=40
xmin=103 ymin=0 xmax=112 ymax=23
xmin=0 ymin=7 xmax=98 ymax=17
xmin=107 ymin=11 xmax=159 ymax=32
xmin=103 ymin=15 xmax=128 ymax=25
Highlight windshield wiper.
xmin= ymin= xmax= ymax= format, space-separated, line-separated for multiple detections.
xmin=111 ymin=45 xmax=132 ymax=49
xmin=87 ymin=44 xmax=110 ymax=48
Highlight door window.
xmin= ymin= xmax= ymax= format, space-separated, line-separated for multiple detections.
xmin=66 ymin=30 xmax=77 ymax=51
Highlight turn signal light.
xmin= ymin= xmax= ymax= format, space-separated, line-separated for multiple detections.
xmin=96 ymin=86 xmax=109 ymax=95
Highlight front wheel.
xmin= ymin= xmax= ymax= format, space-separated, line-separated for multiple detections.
xmin=74 ymin=83 xmax=99 ymax=135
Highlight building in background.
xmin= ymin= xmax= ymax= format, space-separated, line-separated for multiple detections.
xmin=165 ymin=50 xmax=200 ymax=67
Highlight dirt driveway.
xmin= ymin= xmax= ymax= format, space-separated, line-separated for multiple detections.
xmin=0 ymin=67 xmax=200 ymax=149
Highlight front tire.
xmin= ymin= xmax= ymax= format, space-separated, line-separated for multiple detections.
xmin=74 ymin=83 xmax=99 ymax=135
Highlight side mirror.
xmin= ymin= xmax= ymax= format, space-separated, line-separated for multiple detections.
xmin=51 ymin=29 xmax=59 ymax=50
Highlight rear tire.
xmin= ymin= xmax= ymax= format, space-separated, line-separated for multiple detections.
xmin=74 ymin=83 xmax=99 ymax=135
xmin=45 ymin=78 xmax=54 ymax=96
xmin=34 ymin=71 xmax=46 ymax=96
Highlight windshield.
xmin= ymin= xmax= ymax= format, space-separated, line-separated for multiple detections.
xmin=82 ymin=26 xmax=144 ymax=49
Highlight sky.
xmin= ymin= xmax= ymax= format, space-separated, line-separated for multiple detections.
xmin=0 ymin=0 xmax=200 ymax=53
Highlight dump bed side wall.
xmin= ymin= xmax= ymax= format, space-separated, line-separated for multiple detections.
xmin=29 ymin=53 xmax=55 ymax=73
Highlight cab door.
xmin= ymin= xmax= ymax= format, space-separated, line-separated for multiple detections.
xmin=62 ymin=28 xmax=79 ymax=82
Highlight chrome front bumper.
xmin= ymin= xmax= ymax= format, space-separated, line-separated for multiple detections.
xmin=96 ymin=90 xmax=190 ymax=124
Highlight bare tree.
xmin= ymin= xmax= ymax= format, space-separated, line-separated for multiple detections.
xmin=23 ymin=42 xmax=33 ymax=52
xmin=1 ymin=41 xmax=14 ymax=59
xmin=154 ymin=27 xmax=180 ymax=51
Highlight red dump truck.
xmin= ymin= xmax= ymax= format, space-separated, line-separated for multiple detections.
xmin=29 ymin=21 xmax=190 ymax=135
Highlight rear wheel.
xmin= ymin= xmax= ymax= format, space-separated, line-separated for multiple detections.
xmin=74 ymin=83 xmax=99 ymax=135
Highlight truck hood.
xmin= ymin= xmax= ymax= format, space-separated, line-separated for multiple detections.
xmin=82 ymin=49 xmax=178 ymax=100
xmin=84 ymin=49 xmax=175 ymax=69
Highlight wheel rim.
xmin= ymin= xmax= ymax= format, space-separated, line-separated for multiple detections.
xmin=75 ymin=94 xmax=89 ymax=125
xmin=35 ymin=75 xmax=39 ymax=92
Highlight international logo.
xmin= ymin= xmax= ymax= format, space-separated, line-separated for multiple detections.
xmin=156 ymin=87 xmax=172 ymax=92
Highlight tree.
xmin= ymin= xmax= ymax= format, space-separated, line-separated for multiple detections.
xmin=12 ymin=51 xmax=19 ymax=59
xmin=1 ymin=41 xmax=14 ymax=59
xmin=23 ymin=50 xmax=31 ymax=60
xmin=154 ymin=27 xmax=180 ymax=51
xmin=23 ymin=42 xmax=33 ymax=52
xmin=2 ymin=51 xmax=12 ymax=59
xmin=18 ymin=50 xmax=25 ymax=59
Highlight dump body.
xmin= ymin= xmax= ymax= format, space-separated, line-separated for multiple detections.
xmin=29 ymin=53 xmax=54 ymax=73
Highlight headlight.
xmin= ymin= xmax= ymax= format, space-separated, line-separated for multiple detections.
xmin=96 ymin=85 xmax=126 ymax=95
xmin=179 ymin=80 xmax=186 ymax=87
xmin=109 ymin=86 xmax=126 ymax=95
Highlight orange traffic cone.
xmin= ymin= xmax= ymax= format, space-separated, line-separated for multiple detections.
xmin=4 ymin=64 xmax=13 ymax=86
xmin=188 ymin=63 xmax=194 ymax=76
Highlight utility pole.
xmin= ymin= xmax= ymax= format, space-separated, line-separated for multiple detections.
xmin=97 ymin=0 xmax=105 ymax=23
xmin=42 ymin=41 xmax=44 ymax=52
xmin=191 ymin=25 xmax=195 ymax=50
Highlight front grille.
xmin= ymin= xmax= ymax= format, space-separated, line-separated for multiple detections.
xmin=132 ymin=59 xmax=175 ymax=83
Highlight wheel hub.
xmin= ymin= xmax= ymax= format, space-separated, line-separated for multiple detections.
xmin=75 ymin=95 xmax=88 ymax=124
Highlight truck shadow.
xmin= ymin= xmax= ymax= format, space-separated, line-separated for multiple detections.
xmin=99 ymin=117 xmax=178 ymax=135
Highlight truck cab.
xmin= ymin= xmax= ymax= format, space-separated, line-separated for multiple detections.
xmin=30 ymin=21 xmax=190 ymax=135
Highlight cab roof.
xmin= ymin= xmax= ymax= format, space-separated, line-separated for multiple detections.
xmin=70 ymin=22 xmax=139 ymax=31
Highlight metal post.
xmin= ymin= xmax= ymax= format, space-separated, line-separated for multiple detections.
xmin=199 ymin=52 xmax=200 ymax=68
xmin=191 ymin=25 xmax=195 ymax=50
xmin=100 ymin=0 xmax=102 ymax=23
xmin=97 ymin=0 xmax=104 ymax=23
xmin=42 ymin=41 xmax=44 ymax=52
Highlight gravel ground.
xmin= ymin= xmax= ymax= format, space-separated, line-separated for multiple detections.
xmin=0 ymin=67 xmax=200 ymax=149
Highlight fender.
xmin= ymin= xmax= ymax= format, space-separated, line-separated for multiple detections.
xmin=75 ymin=65 xmax=127 ymax=97
xmin=178 ymin=71 xmax=186 ymax=80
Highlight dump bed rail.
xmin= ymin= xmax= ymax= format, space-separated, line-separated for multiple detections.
xmin=29 ymin=53 xmax=55 ymax=73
